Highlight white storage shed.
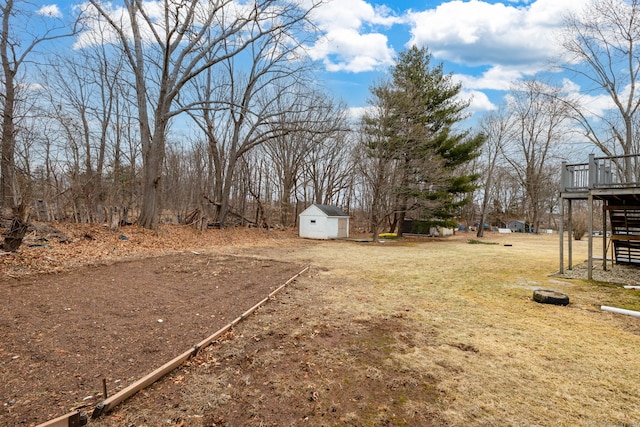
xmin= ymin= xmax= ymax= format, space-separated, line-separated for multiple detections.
xmin=299 ymin=204 xmax=350 ymax=240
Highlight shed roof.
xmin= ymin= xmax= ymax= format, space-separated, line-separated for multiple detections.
xmin=307 ymin=204 xmax=349 ymax=217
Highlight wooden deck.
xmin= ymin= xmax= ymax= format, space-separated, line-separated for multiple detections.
xmin=561 ymin=153 xmax=640 ymax=200
xmin=560 ymin=154 xmax=640 ymax=276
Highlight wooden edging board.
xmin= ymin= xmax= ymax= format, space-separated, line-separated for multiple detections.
xmin=89 ymin=265 xmax=309 ymax=419
xmin=35 ymin=410 xmax=83 ymax=427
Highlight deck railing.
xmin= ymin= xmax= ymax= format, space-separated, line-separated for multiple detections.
xmin=561 ymin=153 xmax=640 ymax=193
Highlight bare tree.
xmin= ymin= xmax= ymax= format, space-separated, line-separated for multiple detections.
xmin=263 ymin=123 xmax=308 ymax=227
xmin=42 ymin=43 xmax=126 ymax=223
xmin=279 ymin=94 xmax=353 ymax=214
xmin=501 ymin=79 xmax=570 ymax=233
xmin=241 ymin=153 xmax=274 ymax=229
xmin=262 ymin=91 xmax=345 ymax=227
xmin=490 ymin=165 xmax=524 ymax=227
xmin=359 ymin=81 xmax=399 ymax=242
xmin=304 ymin=126 xmax=354 ymax=208
xmin=45 ymin=49 xmax=140 ymax=227
xmin=101 ymin=79 xmax=141 ymax=228
xmin=560 ymin=0 xmax=640 ymax=178
xmin=184 ymin=20 xmax=318 ymax=227
xmin=86 ymin=0 xmax=321 ymax=229
xmin=477 ymin=107 xmax=511 ymax=237
xmin=1 ymin=0 xmax=74 ymax=250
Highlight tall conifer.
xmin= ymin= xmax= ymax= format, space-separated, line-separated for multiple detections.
xmin=363 ymin=46 xmax=484 ymax=235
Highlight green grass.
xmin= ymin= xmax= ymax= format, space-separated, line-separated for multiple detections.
xmin=467 ymin=239 xmax=499 ymax=245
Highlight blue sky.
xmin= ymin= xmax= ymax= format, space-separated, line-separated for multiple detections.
xmin=45 ymin=0 xmax=588 ymax=122
xmin=303 ymin=0 xmax=586 ymax=119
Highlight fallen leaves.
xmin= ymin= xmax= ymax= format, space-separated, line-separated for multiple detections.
xmin=0 ymin=223 xmax=298 ymax=278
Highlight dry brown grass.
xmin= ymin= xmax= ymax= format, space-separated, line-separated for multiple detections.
xmin=63 ymin=229 xmax=640 ymax=426
xmin=235 ymin=232 xmax=640 ymax=426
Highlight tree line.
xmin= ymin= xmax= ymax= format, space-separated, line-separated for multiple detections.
xmin=2 ymin=0 xmax=640 ymax=250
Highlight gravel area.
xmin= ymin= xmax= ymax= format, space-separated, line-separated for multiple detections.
xmin=553 ymin=261 xmax=640 ymax=285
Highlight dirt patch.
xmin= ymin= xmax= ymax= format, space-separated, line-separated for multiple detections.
xmin=4 ymin=228 xmax=640 ymax=426
xmin=90 ymin=270 xmax=445 ymax=427
xmin=0 ymin=252 xmax=303 ymax=426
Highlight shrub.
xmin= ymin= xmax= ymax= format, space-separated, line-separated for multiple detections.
xmin=572 ymin=214 xmax=587 ymax=240
xmin=378 ymin=233 xmax=397 ymax=239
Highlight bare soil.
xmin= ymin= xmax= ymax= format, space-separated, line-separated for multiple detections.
xmin=1 ymin=251 xmax=303 ymax=426
xmin=3 ymin=226 xmax=640 ymax=427
xmin=0 ymin=224 xmax=307 ymax=426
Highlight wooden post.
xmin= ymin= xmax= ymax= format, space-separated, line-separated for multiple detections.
xmin=568 ymin=199 xmax=573 ymax=269
xmin=559 ymin=197 xmax=564 ymax=274
xmin=603 ymin=200 xmax=607 ymax=271
xmin=588 ymin=193 xmax=594 ymax=280
xmin=588 ymin=154 xmax=596 ymax=188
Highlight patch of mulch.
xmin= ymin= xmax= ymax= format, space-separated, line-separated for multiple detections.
xmin=553 ymin=261 xmax=640 ymax=285
xmin=0 ymin=251 xmax=304 ymax=426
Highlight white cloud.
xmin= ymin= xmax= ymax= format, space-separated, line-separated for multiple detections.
xmin=463 ymin=89 xmax=498 ymax=114
xmin=74 ymin=1 xmax=277 ymax=49
xmin=75 ymin=0 xmax=399 ymax=74
xmin=574 ymin=93 xmax=614 ymax=119
xmin=75 ymin=2 xmax=139 ymax=49
xmin=347 ymin=106 xmax=372 ymax=121
xmin=562 ymin=80 xmax=632 ymax=119
xmin=457 ymin=65 xmax=528 ymax=91
xmin=307 ymin=0 xmax=401 ymax=73
xmin=37 ymin=5 xmax=62 ymax=18
xmin=310 ymin=0 xmax=400 ymax=31
xmin=406 ymin=0 xmax=584 ymax=69
xmin=18 ymin=82 xmax=46 ymax=92
xmin=560 ymin=78 xmax=580 ymax=94
xmin=310 ymin=30 xmax=394 ymax=73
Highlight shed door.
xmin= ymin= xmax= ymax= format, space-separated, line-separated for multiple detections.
xmin=338 ymin=218 xmax=348 ymax=238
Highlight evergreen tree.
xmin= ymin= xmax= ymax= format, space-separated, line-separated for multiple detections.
xmin=363 ymin=46 xmax=483 ymax=236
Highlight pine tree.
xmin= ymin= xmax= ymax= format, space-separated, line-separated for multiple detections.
xmin=363 ymin=46 xmax=483 ymax=236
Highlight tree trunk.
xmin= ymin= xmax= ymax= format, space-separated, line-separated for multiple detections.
xmin=3 ymin=218 xmax=27 ymax=252
xmin=138 ymin=161 xmax=161 ymax=229
xmin=477 ymin=185 xmax=491 ymax=238
xmin=137 ymin=123 xmax=165 ymax=229
xmin=106 ymin=206 xmax=123 ymax=231
xmin=0 ymin=3 xmax=28 ymax=252
xmin=281 ymin=178 xmax=294 ymax=227
xmin=476 ymin=217 xmax=486 ymax=238
xmin=395 ymin=158 xmax=410 ymax=237
xmin=2 ymin=203 xmax=29 ymax=252
xmin=0 ymin=76 xmax=16 ymax=211
xmin=215 ymin=156 xmax=239 ymax=227
xmin=0 ymin=109 xmax=16 ymax=211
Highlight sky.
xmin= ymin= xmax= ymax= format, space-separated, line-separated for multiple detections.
xmin=304 ymin=0 xmax=587 ymax=119
xmin=44 ymin=0 xmax=589 ymax=123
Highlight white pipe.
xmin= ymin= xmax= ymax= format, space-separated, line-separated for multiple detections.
xmin=623 ymin=286 xmax=640 ymax=290
xmin=601 ymin=305 xmax=640 ymax=318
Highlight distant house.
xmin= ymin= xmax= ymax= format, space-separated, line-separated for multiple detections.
xmin=401 ymin=219 xmax=454 ymax=236
xmin=299 ymin=204 xmax=350 ymax=240
xmin=508 ymin=220 xmax=527 ymax=233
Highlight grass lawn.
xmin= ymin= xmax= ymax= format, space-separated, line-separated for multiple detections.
xmin=89 ymin=230 xmax=640 ymax=426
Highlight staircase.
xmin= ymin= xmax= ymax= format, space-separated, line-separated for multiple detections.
xmin=607 ymin=205 xmax=640 ymax=266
